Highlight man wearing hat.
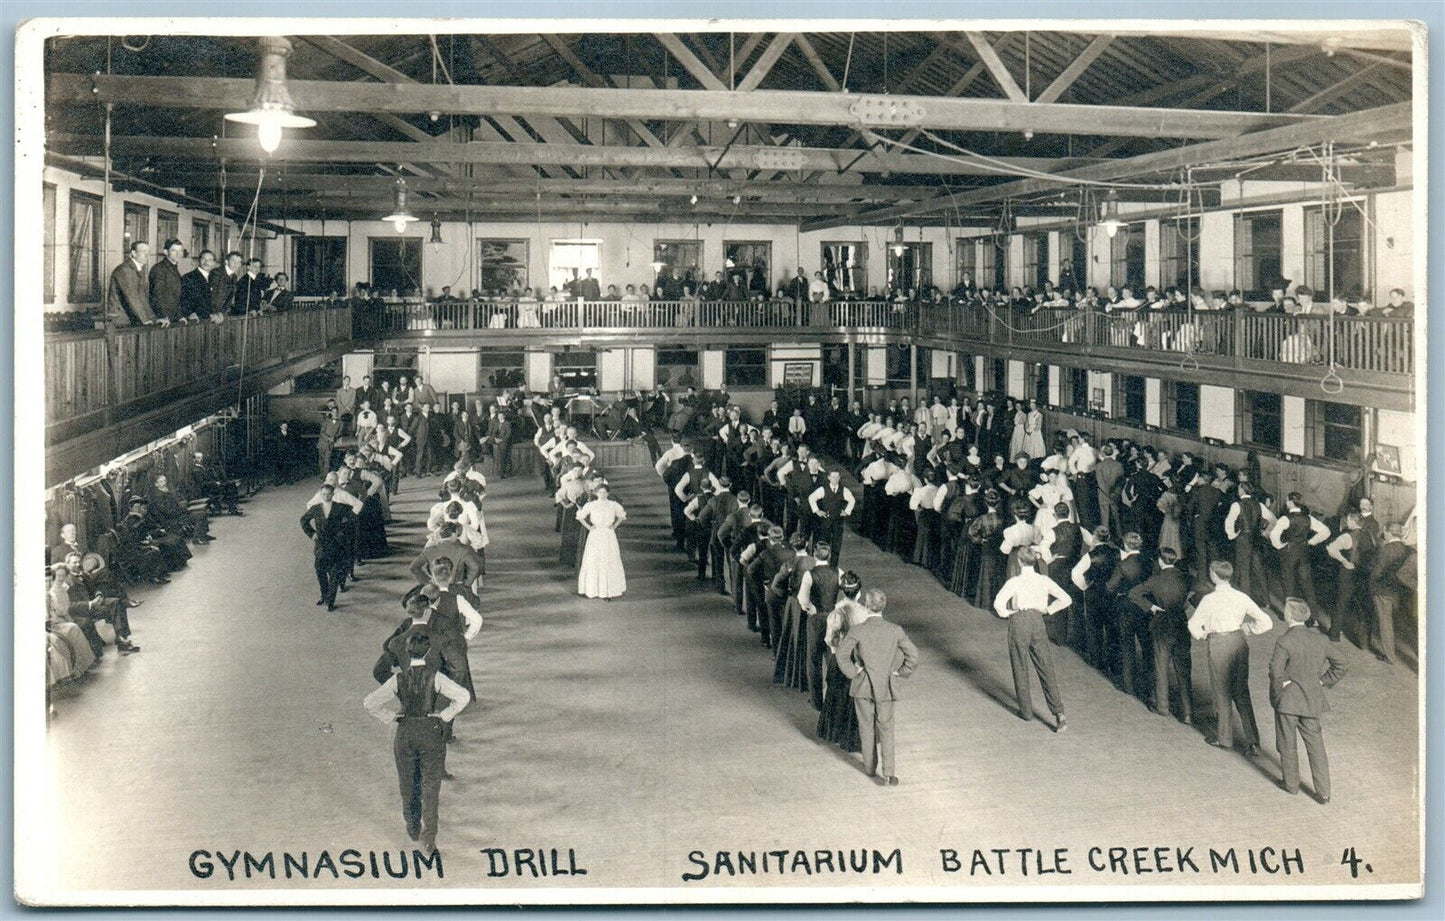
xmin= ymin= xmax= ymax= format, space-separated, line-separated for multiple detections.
xmin=122 ymin=497 xmax=191 ymax=573
xmin=1269 ymin=597 xmax=1348 ymax=802
xmin=62 ymin=552 xmax=140 ymax=654
xmin=80 ymin=550 xmax=142 ymax=612
xmin=993 ymin=547 xmax=1070 ymax=731
xmin=364 ymin=630 xmax=471 ymax=855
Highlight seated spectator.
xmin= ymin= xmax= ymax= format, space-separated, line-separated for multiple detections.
xmin=59 ymin=552 xmax=140 ymax=654
xmin=1380 ymin=287 xmax=1414 ymax=319
xmin=148 ymin=474 xmax=212 ymax=545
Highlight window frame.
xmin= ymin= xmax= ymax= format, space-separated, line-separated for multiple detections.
xmin=1165 ymin=380 xmax=1201 ymax=436
xmin=477 ymin=238 xmax=530 ymax=295
xmin=1117 ymin=374 xmax=1147 ymax=424
xmin=122 ymin=202 xmax=150 ymax=256
xmin=1022 ymin=233 xmax=1049 ymax=290
xmin=724 ymin=346 xmax=769 ymax=389
xmin=155 ymin=209 xmax=180 ymax=257
xmin=1304 ymin=202 xmax=1369 ymax=300
xmin=1159 ymin=216 xmax=1200 ymax=292
xmin=553 ymin=348 xmax=599 ymax=390
xmin=1234 ymin=209 xmax=1284 ymax=301
xmin=1311 ymin=399 xmax=1364 ymax=464
xmin=723 ymin=240 xmax=772 ymax=294
xmin=652 ymin=240 xmax=702 ymax=293
xmin=953 ymin=238 xmax=977 ymax=291
xmin=1065 ymin=367 xmax=1090 ymax=413
xmin=885 ymin=241 xmax=933 ymax=296
xmin=822 ymin=241 xmax=868 ymax=296
xmin=368 ymin=236 xmax=425 ymax=296
xmin=67 ymin=190 xmax=103 ymax=303
xmin=1110 ymin=224 xmax=1145 ymax=292
xmin=43 ymin=182 xmax=57 ymax=304
xmin=1241 ymin=390 xmax=1284 ymax=452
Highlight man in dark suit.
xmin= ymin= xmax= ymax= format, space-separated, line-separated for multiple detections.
xmin=1183 ymin=472 xmax=1225 ymax=584
xmin=494 ymin=412 xmax=514 ymax=479
xmin=575 ymin=268 xmax=601 ymax=300
xmin=1270 ymin=597 xmax=1348 ymax=802
xmin=300 ymin=484 xmax=352 ymax=610
xmin=180 ymin=249 xmax=218 ymax=320
xmin=1129 ymin=546 xmax=1194 ymax=724
xmin=149 ymin=238 xmax=186 ymax=323
xmin=1368 ymin=523 xmax=1412 ymax=664
xmin=836 ymin=588 xmax=919 ymax=786
xmin=1106 ymin=532 xmax=1153 ymax=700
xmin=105 ymin=241 xmax=159 ymax=326
xmin=213 ymin=251 xmax=243 ymax=317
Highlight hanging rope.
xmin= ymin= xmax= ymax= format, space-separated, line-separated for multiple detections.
xmin=1319 ymin=142 xmax=1345 ymax=395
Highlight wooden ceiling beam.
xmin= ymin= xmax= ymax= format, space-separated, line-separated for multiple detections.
xmin=57 ymin=134 xmax=1092 ymax=177
xmin=1035 ymin=34 xmax=1114 ymax=104
xmin=801 ymin=101 xmax=1412 ymax=230
xmin=50 ymin=73 xmax=1322 ymax=140
xmin=964 ymin=32 xmax=1027 ymax=102
xmin=791 ymin=34 xmax=839 ymax=91
xmin=1287 ymin=61 xmax=1387 ymax=114
xmin=655 ymin=34 xmax=728 ymax=91
xmin=736 ymin=33 xmax=797 ymax=92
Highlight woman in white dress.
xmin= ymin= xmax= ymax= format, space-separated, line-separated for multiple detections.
xmin=1007 ymin=399 xmax=1027 ymax=460
xmin=576 ymin=484 xmax=627 ymax=599
xmin=1023 ymin=400 xmax=1047 ymax=458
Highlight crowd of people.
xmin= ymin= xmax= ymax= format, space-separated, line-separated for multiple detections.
xmin=635 ymin=382 xmax=1413 ymax=798
xmin=105 ymin=239 xmax=295 ymax=328
xmin=45 ymin=451 xmax=245 ymax=687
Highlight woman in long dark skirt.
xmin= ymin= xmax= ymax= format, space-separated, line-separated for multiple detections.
xmin=817 ymin=571 xmax=866 ymax=752
xmin=911 ymin=469 xmax=944 ymax=570
xmin=966 ymin=491 xmax=1007 ymax=608
xmin=355 ymin=465 xmax=390 ymax=559
xmin=946 ymin=482 xmax=985 ymax=596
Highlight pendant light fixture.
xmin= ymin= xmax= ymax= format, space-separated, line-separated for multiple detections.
xmin=384 ymin=177 xmax=418 ymax=234
xmin=1098 ymin=189 xmax=1126 ymax=239
xmin=429 ymin=215 xmax=444 ymax=250
xmin=224 ymin=36 xmax=316 ymax=155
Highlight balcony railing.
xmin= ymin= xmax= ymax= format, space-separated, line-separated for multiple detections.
xmin=331 ymin=295 xmax=1414 ymax=380
xmin=46 ymin=305 xmax=354 ymax=429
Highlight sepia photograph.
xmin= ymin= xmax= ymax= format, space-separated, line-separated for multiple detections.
xmin=13 ymin=13 xmax=1429 ymax=906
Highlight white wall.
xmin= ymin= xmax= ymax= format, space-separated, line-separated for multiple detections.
xmin=1199 ymin=385 xmax=1235 ymax=442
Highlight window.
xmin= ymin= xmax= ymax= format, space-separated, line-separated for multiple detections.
xmin=885 ymin=344 xmax=912 ymax=388
xmin=991 ymin=237 xmax=1007 ymax=291
xmin=652 ymin=241 xmax=702 ymax=293
xmin=724 ymin=241 xmax=771 ymax=296
xmin=554 ymin=349 xmax=597 ymax=390
xmin=1160 ymin=217 xmax=1200 ymax=291
xmin=655 ymin=347 xmax=699 ymax=389
xmin=122 ymin=202 xmax=150 ymax=255
xmin=1118 ymin=374 xmax=1146 ymax=423
xmin=821 ymin=344 xmax=848 ymax=390
xmin=156 ymin=209 xmax=179 ymax=256
xmin=978 ymin=240 xmax=997 ymax=294
xmin=990 ymin=358 xmax=1007 ymax=394
xmin=1065 ymin=368 xmax=1089 ymax=412
xmin=1242 ymin=390 xmax=1283 ymax=451
xmin=293 ymin=236 xmax=347 ymax=296
xmin=478 ymin=239 xmax=529 ymax=295
xmin=1234 ymin=210 xmax=1283 ymax=301
xmin=1167 ymin=381 xmax=1200 ymax=435
xmin=43 ymin=183 xmax=56 ymax=303
xmin=1064 ymin=234 xmax=1088 ymax=291
xmin=724 ymin=347 xmax=768 ymax=388
xmin=1023 ymin=234 xmax=1049 ymax=290
xmin=190 ymin=219 xmax=211 ymax=264
xmin=886 ymin=242 xmax=932 ymax=296
xmin=822 ymin=242 xmax=868 ymax=296
xmin=1032 ymin=363 xmax=1049 ymax=406
xmin=1305 ymin=204 xmax=1367 ymax=299
xmin=954 ymin=239 xmax=977 ymax=291
xmin=1110 ymin=224 xmax=1145 ymax=292
xmin=548 ymin=239 xmax=600 ymax=294
xmin=369 ymin=237 xmax=424 ymax=296
xmin=1312 ymin=400 xmax=1363 ymax=463
xmin=478 ymin=350 xmax=526 ymax=390
xmin=67 ymin=191 xmax=102 ymax=302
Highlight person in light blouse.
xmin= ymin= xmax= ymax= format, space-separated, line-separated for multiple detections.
xmin=1188 ymin=560 xmax=1275 ymax=755
xmin=992 ymin=547 xmax=1072 ymax=733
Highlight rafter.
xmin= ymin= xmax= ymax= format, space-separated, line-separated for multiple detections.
xmin=791 ymin=34 xmax=839 ymax=91
xmin=736 ymin=33 xmax=797 ymax=92
xmin=1035 ymin=34 xmax=1114 ymax=104
xmin=50 ymin=74 xmax=1321 ymax=140
xmin=55 ymin=134 xmax=1093 ymax=177
xmin=1287 ymin=61 xmax=1386 ymax=114
xmin=655 ymin=34 xmax=728 ymax=91
xmin=964 ymin=32 xmax=1027 ymax=102
xmin=802 ymin=101 xmax=1411 ymax=231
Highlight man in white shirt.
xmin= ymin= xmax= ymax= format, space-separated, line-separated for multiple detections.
xmin=653 ymin=434 xmax=687 ymax=477
xmin=992 ymin=547 xmax=1072 ymax=733
xmin=1268 ymin=492 xmax=1331 ymax=617
xmin=363 ymin=630 xmax=471 ymax=855
xmin=1188 ymin=560 xmax=1274 ymax=754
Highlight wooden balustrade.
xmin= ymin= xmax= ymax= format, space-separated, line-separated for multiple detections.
xmin=45 ymin=306 xmax=353 ymax=429
xmin=356 ymin=295 xmax=1415 ymax=379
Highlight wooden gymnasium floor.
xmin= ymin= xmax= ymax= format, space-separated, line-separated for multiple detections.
xmin=41 ymin=464 xmax=1420 ymax=894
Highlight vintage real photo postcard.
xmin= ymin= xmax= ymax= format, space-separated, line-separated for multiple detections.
xmin=14 ymin=15 xmax=1427 ymax=905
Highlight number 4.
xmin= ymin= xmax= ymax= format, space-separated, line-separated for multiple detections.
xmin=1340 ymin=847 xmax=1373 ymax=878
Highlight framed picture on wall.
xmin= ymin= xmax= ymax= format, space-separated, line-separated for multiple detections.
xmin=1376 ymin=443 xmax=1402 ymax=475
